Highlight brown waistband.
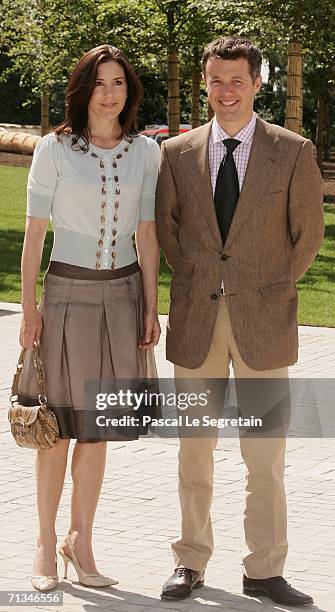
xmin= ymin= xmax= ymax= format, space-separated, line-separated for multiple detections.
xmin=47 ymin=260 xmax=140 ymax=280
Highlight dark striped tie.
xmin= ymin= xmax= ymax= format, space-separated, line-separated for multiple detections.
xmin=214 ymin=138 xmax=241 ymax=244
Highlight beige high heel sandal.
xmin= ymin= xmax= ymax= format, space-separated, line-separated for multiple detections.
xmin=58 ymin=535 xmax=118 ymax=587
xmin=31 ymin=556 xmax=58 ymax=592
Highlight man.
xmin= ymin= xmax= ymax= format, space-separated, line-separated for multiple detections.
xmin=155 ymin=37 xmax=324 ymax=605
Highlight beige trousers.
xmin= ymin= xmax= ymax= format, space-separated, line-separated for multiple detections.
xmin=173 ymin=297 xmax=288 ymax=579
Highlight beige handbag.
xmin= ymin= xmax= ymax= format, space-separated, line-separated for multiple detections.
xmin=8 ymin=346 xmax=60 ymax=449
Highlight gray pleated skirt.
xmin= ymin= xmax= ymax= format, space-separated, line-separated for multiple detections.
xmin=18 ymin=261 xmax=159 ymax=442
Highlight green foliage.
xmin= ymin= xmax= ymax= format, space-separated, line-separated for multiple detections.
xmin=0 ymin=0 xmax=334 ymax=139
xmin=0 ymin=165 xmax=52 ymax=302
xmin=0 ymin=0 xmax=101 ymax=92
xmin=0 ymin=54 xmax=41 ymax=124
xmin=1 ymin=165 xmax=334 ymax=326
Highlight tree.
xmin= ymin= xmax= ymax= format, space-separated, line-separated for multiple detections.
xmin=0 ymin=0 xmax=100 ymax=134
xmin=212 ymin=0 xmax=335 ymax=166
xmin=99 ymin=0 xmax=227 ymax=135
xmin=178 ymin=0 xmax=226 ymax=128
xmin=248 ymin=0 xmax=335 ymax=153
xmin=1 ymin=0 xmax=333 ymax=156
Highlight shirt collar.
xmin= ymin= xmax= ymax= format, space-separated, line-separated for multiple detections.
xmin=212 ymin=111 xmax=257 ymax=146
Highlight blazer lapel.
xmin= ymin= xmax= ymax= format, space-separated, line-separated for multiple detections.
xmin=179 ymin=116 xmax=280 ymax=251
xmin=180 ymin=122 xmax=223 ymax=247
xmin=224 ymin=117 xmax=280 ymax=249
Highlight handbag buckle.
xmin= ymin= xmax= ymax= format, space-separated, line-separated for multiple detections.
xmin=33 ymin=355 xmax=43 ymax=369
xmin=38 ymin=394 xmax=48 ymax=405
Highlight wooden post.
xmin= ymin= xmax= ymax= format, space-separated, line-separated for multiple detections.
xmin=299 ymin=84 xmax=303 ymax=134
xmin=41 ymin=89 xmax=50 ymax=136
xmin=284 ymin=42 xmax=302 ymax=135
xmin=299 ymin=50 xmax=303 ymax=134
xmin=191 ymin=50 xmax=201 ymax=129
xmin=167 ymin=5 xmax=180 ymax=138
xmin=324 ymin=101 xmax=330 ymax=161
xmin=316 ymin=94 xmax=325 ymax=172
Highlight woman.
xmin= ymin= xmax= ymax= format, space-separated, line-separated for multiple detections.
xmin=19 ymin=44 xmax=161 ymax=592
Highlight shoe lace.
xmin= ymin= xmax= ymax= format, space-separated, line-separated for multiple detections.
xmin=176 ymin=567 xmax=188 ymax=578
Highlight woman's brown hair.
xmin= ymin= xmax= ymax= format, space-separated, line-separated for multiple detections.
xmin=55 ymin=44 xmax=144 ymax=152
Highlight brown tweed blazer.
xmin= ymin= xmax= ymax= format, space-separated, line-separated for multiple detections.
xmin=155 ymin=116 xmax=324 ymax=370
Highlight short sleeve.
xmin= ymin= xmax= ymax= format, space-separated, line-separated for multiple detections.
xmin=27 ymin=133 xmax=59 ymax=219
xmin=139 ymin=137 xmax=161 ymax=221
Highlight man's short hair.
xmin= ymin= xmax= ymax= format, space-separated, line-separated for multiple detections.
xmin=202 ymin=37 xmax=262 ymax=82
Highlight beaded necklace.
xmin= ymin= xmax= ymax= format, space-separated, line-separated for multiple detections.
xmin=90 ymin=137 xmax=133 ymax=269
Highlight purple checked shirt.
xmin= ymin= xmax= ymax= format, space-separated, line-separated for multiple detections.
xmin=209 ymin=112 xmax=257 ymax=292
xmin=209 ymin=111 xmax=257 ymax=194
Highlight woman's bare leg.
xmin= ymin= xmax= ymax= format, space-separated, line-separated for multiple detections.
xmin=60 ymin=441 xmax=107 ymax=573
xmin=34 ymin=439 xmax=70 ymax=575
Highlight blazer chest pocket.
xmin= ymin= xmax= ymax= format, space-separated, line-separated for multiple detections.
xmin=259 ymin=281 xmax=297 ymax=301
xmin=259 ymin=191 xmax=285 ymax=206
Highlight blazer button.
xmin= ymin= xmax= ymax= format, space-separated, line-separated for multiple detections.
xmin=210 ymin=293 xmax=218 ymax=300
xmin=221 ymin=254 xmax=229 ymax=261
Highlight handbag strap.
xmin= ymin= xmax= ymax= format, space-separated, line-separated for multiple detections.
xmin=11 ymin=345 xmax=47 ymax=405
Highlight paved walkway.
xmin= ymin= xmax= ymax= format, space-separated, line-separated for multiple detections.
xmin=0 ymin=302 xmax=334 ymax=611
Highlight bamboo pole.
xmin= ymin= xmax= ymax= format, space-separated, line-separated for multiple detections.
xmin=41 ymin=89 xmax=50 ymax=136
xmin=284 ymin=42 xmax=302 ymax=135
xmin=324 ymin=101 xmax=331 ymax=161
xmin=168 ymin=50 xmax=180 ymax=137
xmin=299 ymin=48 xmax=303 ymax=133
xmin=316 ymin=94 xmax=325 ymax=172
xmin=299 ymin=82 xmax=303 ymax=134
xmin=191 ymin=56 xmax=201 ymax=129
xmin=167 ymin=5 xmax=180 ymax=138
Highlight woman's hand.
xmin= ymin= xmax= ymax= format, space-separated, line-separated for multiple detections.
xmin=135 ymin=221 xmax=160 ymax=350
xmin=20 ymin=216 xmax=48 ymax=349
xmin=19 ymin=305 xmax=42 ymax=349
xmin=138 ymin=311 xmax=161 ymax=349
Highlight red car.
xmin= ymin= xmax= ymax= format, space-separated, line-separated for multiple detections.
xmin=140 ymin=124 xmax=191 ymax=146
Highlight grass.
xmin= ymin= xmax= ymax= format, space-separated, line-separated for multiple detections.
xmin=0 ymin=164 xmax=334 ymax=326
xmin=0 ymin=166 xmax=52 ymax=302
xmin=297 ymin=208 xmax=335 ymax=326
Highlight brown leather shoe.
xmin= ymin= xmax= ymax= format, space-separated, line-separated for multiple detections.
xmin=243 ymin=575 xmax=314 ymax=605
xmin=161 ymin=567 xmax=205 ymax=600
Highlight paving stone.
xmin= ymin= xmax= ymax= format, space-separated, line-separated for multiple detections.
xmin=0 ymin=306 xmax=334 ymax=610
